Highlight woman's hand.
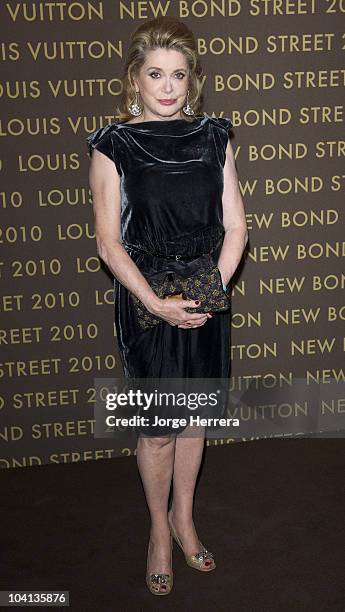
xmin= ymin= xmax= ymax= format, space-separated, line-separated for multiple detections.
xmin=146 ymin=297 xmax=212 ymax=328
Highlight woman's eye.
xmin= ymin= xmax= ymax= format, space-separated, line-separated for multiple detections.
xmin=148 ymin=72 xmax=186 ymax=79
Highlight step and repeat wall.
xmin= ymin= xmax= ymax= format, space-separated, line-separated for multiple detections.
xmin=1 ymin=1 xmax=344 ymax=469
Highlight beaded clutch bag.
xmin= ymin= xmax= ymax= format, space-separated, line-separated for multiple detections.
xmin=130 ymin=264 xmax=230 ymax=331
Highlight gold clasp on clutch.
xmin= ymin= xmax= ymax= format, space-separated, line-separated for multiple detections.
xmin=164 ymin=293 xmax=183 ymax=301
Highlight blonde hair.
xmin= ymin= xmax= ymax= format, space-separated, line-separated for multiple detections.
xmin=115 ymin=16 xmax=204 ymax=123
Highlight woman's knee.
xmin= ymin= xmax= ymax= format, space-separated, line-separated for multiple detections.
xmin=137 ymin=433 xmax=176 ymax=451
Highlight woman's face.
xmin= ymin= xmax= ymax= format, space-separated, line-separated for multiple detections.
xmin=132 ymin=48 xmax=190 ymax=120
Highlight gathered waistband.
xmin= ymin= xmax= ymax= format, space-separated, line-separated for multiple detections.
xmin=123 ymin=242 xmax=219 ymax=262
xmin=122 ymin=225 xmax=224 ymax=260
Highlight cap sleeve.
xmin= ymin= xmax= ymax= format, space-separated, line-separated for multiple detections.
xmin=86 ymin=124 xmax=122 ymax=176
xmin=208 ymin=116 xmax=233 ymax=168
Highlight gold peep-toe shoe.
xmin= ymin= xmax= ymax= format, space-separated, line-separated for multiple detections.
xmin=146 ymin=535 xmax=173 ymax=595
xmin=168 ymin=511 xmax=216 ymax=572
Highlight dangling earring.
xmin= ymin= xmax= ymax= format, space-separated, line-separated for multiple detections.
xmin=182 ymin=90 xmax=195 ymax=116
xmin=128 ymin=90 xmax=143 ymax=116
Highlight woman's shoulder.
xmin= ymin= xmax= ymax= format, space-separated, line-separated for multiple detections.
xmin=86 ymin=121 xmax=120 ymax=152
xmin=206 ymin=115 xmax=233 ymax=131
xmin=86 ymin=118 xmax=146 ymax=154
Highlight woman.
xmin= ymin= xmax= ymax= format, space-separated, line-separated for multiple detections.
xmin=87 ymin=16 xmax=248 ymax=596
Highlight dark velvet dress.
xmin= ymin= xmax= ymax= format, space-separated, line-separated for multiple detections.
xmin=87 ymin=114 xmax=232 ymax=436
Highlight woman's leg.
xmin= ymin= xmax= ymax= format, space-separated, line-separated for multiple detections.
xmin=169 ymin=425 xmax=215 ymax=568
xmin=136 ymin=434 xmax=176 ymax=592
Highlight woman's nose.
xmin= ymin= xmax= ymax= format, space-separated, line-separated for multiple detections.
xmin=162 ymin=80 xmax=173 ymax=92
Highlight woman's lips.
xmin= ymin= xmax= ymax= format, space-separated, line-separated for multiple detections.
xmin=158 ymin=99 xmax=176 ymax=105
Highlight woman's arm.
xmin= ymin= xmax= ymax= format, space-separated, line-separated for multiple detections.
xmin=217 ymin=139 xmax=249 ymax=287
